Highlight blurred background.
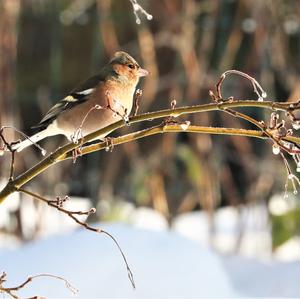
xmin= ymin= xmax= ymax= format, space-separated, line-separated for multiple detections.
xmin=1 ymin=0 xmax=300 ymax=262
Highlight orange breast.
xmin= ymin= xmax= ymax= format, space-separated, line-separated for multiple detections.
xmin=56 ymin=80 xmax=136 ymax=138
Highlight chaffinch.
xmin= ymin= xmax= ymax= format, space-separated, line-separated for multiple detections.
xmin=13 ymin=51 xmax=148 ymax=153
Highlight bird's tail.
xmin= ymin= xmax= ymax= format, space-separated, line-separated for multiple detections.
xmin=12 ymin=128 xmax=52 ymax=153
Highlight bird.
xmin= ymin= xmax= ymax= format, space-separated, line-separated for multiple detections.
xmin=12 ymin=51 xmax=148 ymax=153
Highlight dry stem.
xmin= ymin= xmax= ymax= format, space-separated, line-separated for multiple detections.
xmin=18 ymin=188 xmax=135 ymax=289
xmin=0 ymin=271 xmax=77 ymax=299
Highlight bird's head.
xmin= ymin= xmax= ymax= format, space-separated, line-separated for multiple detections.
xmin=109 ymin=51 xmax=148 ymax=86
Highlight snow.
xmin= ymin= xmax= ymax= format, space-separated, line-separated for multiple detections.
xmin=223 ymin=256 xmax=300 ymax=297
xmin=129 ymin=207 xmax=168 ymax=231
xmin=0 ymin=224 xmax=236 ymax=299
xmin=274 ymin=236 xmax=300 ymax=262
xmin=172 ymin=206 xmax=271 ymax=258
xmin=1 ymin=204 xmax=300 ymax=298
xmin=268 ymin=193 xmax=298 ymax=215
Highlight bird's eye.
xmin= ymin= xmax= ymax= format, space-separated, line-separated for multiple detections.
xmin=128 ymin=64 xmax=135 ymax=69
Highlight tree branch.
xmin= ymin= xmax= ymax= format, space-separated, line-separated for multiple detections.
xmin=60 ymin=124 xmax=300 ymax=160
xmin=1 ymin=99 xmax=300 ymax=203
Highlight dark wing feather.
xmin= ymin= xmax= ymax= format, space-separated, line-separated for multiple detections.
xmin=32 ymin=73 xmax=106 ymax=131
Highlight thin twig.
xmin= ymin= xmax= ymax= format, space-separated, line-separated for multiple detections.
xmin=1 ymin=125 xmax=46 ymax=154
xmin=220 ymin=107 xmax=300 ymax=154
xmin=0 ymin=271 xmax=77 ymax=299
xmin=211 ymin=77 xmax=300 ymax=156
xmin=131 ymin=89 xmax=143 ymax=117
xmin=9 ymin=151 xmax=15 ymax=182
xmin=105 ymin=91 xmax=130 ymax=125
xmin=216 ymin=70 xmax=267 ymax=100
xmin=280 ymin=152 xmax=300 ymax=198
xmin=18 ymin=188 xmax=135 ymax=289
xmin=0 ymin=127 xmax=16 ymax=181
xmin=129 ymin=0 xmax=153 ymax=24
xmin=71 ymin=104 xmax=104 ymax=145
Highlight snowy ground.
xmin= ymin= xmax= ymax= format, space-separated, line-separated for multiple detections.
xmin=1 ymin=200 xmax=300 ymax=298
xmin=223 ymin=255 xmax=300 ymax=297
xmin=1 ymin=222 xmax=300 ymax=298
xmin=1 ymin=224 xmax=236 ymax=299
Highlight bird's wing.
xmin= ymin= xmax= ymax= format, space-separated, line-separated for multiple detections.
xmin=32 ymin=74 xmax=105 ymax=130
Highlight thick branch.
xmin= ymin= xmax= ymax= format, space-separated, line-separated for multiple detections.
xmin=1 ymin=100 xmax=300 ymax=203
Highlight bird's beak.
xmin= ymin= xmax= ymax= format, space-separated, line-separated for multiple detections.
xmin=137 ymin=68 xmax=149 ymax=77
